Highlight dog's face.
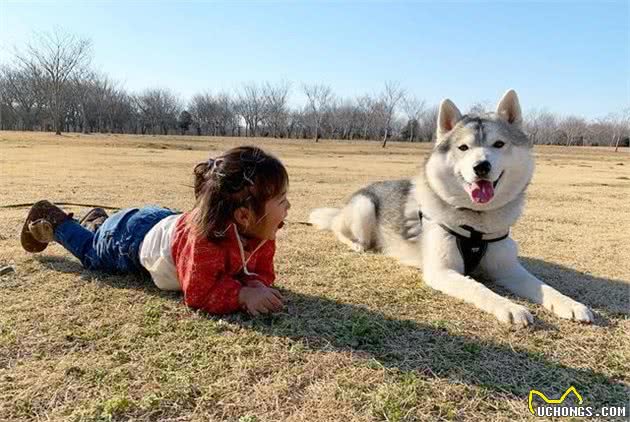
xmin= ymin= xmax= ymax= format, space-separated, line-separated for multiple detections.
xmin=426 ymin=90 xmax=534 ymax=211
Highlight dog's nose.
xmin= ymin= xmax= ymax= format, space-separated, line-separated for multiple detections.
xmin=473 ymin=161 xmax=491 ymax=177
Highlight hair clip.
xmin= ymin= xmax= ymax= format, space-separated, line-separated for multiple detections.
xmin=243 ymin=171 xmax=254 ymax=186
xmin=209 ymin=158 xmax=225 ymax=177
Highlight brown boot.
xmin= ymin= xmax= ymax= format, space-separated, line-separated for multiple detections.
xmin=20 ymin=200 xmax=73 ymax=253
xmin=79 ymin=208 xmax=108 ymax=233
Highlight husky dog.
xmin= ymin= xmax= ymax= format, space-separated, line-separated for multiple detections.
xmin=309 ymin=90 xmax=593 ymax=327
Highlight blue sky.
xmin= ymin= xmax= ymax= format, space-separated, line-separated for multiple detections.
xmin=1 ymin=0 xmax=628 ymax=118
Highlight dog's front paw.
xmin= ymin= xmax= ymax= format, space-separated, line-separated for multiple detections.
xmin=350 ymin=242 xmax=366 ymax=253
xmin=546 ymin=298 xmax=594 ymax=323
xmin=493 ymin=303 xmax=533 ymax=327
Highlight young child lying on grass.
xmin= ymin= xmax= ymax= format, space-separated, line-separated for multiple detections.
xmin=21 ymin=146 xmax=291 ymax=316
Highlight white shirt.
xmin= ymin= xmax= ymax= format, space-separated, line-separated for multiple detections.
xmin=139 ymin=214 xmax=182 ymax=291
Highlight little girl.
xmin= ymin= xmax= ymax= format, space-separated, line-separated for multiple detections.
xmin=20 ymin=146 xmax=291 ymax=316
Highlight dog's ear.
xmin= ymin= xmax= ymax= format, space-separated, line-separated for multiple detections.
xmin=496 ymin=89 xmax=522 ymax=126
xmin=437 ymin=99 xmax=462 ymax=137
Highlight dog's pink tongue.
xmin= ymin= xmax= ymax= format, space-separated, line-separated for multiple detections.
xmin=466 ymin=180 xmax=494 ymax=203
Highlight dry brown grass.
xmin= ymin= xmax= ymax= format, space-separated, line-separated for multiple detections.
xmin=0 ymin=131 xmax=628 ymax=421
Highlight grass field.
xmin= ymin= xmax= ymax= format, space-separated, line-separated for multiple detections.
xmin=1 ymin=131 xmax=628 ymax=421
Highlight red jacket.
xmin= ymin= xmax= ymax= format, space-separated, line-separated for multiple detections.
xmin=171 ymin=212 xmax=276 ymax=314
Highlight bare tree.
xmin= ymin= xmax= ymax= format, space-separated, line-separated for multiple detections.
xmin=380 ymin=81 xmax=405 ymax=147
xmin=216 ymin=93 xmax=238 ymax=136
xmin=190 ymin=92 xmax=219 ymax=135
xmin=263 ymin=80 xmax=291 ymax=138
xmin=0 ymin=74 xmax=17 ymax=129
xmin=525 ymin=109 xmax=558 ymax=145
xmin=402 ymin=95 xmax=426 ymax=141
xmin=0 ymin=66 xmax=44 ymax=130
xmin=286 ymin=110 xmax=305 ymax=139
xmin=355 ymin=95 xmax=374 ymax=139
xmin=467 ymin=101 xmax=491 ymax=115
xmin=134 ymin=88 xmax=181 ymax=135
xmin=416 ymin=105 xmax=438 ymax=142
xmin=89 ymin=75 xmax=117 ymax=132
xmin=236 ymin=82 xmax=267 ymax=137
xmin=189 ymin=92 xmax=238 ymax=136
xmin=330 ymin=99 xmax=359 ymax=140
xmin=303 ymin=83 xmax=332 ymax=142
xmin=14 ymin=29 xmax=92 ymax=134
xmin=559 ymin=115 xmax=588 ymax=146
xmin=102 ymin=80 xmax=129 ymax=133
xmin=613 ymin=108 xmax=630 ymax=151
xmin=70 ymin=70 xmax=94 ymax=134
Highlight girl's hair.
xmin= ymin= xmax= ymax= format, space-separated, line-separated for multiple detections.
xmin=191 ymin=146 xmax=288 ymax=241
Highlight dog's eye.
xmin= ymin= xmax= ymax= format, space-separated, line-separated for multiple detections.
xmin=458 ymin=145 xmax=469 ymax=151
xmin=493 ymin=140 xmax=505 ymax=148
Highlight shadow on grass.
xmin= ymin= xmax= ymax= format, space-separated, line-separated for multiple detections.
xmin=34 ymin=254 xmax=183 ymax=303
xmin=521 ymin=257 xmax=629 ymax=317
xmin=230 ymin=290 xmax=627 ymax=408
xmin=35 ymin=254 xmax=628 ymax=408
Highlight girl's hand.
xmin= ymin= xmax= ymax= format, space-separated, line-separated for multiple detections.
xmin=238 ymin=285 xmax=284 ymax=316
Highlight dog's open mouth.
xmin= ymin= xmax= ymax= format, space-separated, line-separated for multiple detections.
xmin=465 ymin=171 xmax=504 ymax=204
xmin=278 ymin=221 xmax=285 ymax=229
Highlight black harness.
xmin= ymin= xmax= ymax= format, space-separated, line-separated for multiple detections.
xmin=418 ymin=210 xmax=509 ymax=275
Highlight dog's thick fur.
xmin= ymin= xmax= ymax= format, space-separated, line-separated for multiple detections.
xmin=310 ymin=90 xmax=593 ymax=326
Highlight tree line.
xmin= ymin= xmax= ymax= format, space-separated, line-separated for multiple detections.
xmin=1 ymin=30 xmax=628 ymax=149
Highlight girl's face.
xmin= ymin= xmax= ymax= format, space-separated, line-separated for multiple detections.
xmin=242 ymin=190 xmax=290 ymax=240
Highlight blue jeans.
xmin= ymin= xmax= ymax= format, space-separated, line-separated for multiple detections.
xmin=54 ymin=206 xmax=177 ymax=273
